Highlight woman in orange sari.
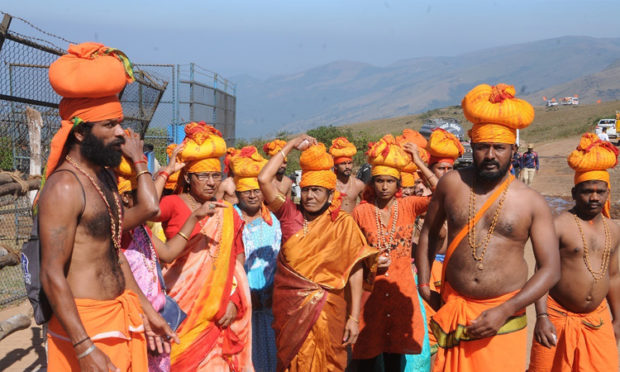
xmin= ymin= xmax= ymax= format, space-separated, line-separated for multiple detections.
xmin=258 ymin=135 xmax=378 ymax=372
xmin=153 ymin=122 xmax=253 ymax=371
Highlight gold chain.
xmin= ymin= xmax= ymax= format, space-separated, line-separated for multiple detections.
xmin=374 ymin=199 xmax=399 ymax=252
xmin=467 ymin=182 xmax=510 ymax=270
xmin=573 ymin=214 xmax=612 ymax=282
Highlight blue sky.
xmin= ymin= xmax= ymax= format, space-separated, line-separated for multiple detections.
xmin=3 ymin=1 xmax=620 ymax=79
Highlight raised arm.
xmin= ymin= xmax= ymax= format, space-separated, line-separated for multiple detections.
xmin=154 ymin=144 xmax=185 ymax=200
xmin=402 ymin=142 xmax=438 ymax=190
xmin=39 ymin=173 xmax=117 ymax=370
xmin=606 ymin=221 xmax=620 ymax=341
xmin=258 ymin=134 xmax=316 ymax=204
xmin=122 ymin=129 xmax=159 ymax=230
xmin=415 ymin=176 xmax=448 ymax=309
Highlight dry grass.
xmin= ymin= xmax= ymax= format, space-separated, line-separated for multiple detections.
xmin=342 ymin=100 xmax=620 ymax=145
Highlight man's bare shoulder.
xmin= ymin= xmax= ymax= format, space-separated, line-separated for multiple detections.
xmin=222 ymin=177 xmax=236 ymax=192
xmin=353 ymin=177 xmax=366 ymax=192
xmin=282 ymin=176 xmax=293 ymax=186
xmin=39 ymin=168 xmax=83 ymax=207
xmin=607 ymin=218 xmax=620 ymax=244
xmin=553 ymin=210 xmax=574 ymax=236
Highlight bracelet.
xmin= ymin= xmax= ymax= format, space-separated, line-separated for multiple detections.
xmin=417 ymin=283 xmax=430 ymax=288
xmin=177 ymin=231 xmax=189 ymax=241
xmin=133 ymin=159 xmax=147 ymax=166
xmin=158 ymin=171 xmax=170 ymax=179
xmin=280 ymin=150 xmax=286 ymax=160
xmin=73 ymin=336 xmax=90 ymax=348
xmin=76 ymin=344 xmax=96 ymax=359
xmin=536 ymin=312 xmax=549 ymax=318
xmin=348 ymin=315 xmax=359 ymax=324
xmin=136 ymin=170 xmax=151 ymax=178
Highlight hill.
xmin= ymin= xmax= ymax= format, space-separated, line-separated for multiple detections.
xmin=342 ymin=99 xmax=620 ymax=146
xmin=236 ymin=36 xmax=620 ymax=138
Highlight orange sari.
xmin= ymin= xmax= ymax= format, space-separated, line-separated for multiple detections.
xmin=272 ymin=210 xmax=377 ymax=372
xmin=47 ymin=290 xmax=147 ymax=371
xmin=164 ymin=204 xmax=253 ymax=371
xmin=529 ymin=295 xmax=618 ymax=372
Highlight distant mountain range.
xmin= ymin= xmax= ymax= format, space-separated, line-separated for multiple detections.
xmin=233 ymin=36 xmax=620 ymax=139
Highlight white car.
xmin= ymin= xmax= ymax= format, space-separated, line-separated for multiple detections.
xmin=595 ymin=119 xmax=617 ymax=139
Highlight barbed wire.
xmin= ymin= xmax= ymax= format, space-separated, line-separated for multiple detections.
xmin=0 ymin=11 xmax=76 ymax=46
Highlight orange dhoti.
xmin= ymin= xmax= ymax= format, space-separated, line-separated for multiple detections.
xmin=430 ymin=282 xmax=527 ymax=372
xmin=47 ymin=290 xmax=147 ymax=371
xmin=529 ymin=295 xmax=618 ymax=372
xmin=424 ymin=257 xmax=444 ymax=356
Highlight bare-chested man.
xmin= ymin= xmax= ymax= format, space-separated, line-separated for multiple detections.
xmin=263 ymin=139 xmax=293 ymax=198
xmin=39 ymin=43 xmax=176 ymax=372
xmin=217 ymin=147 xmax=239 ymax=204
xmin=329 ymin=137 xmax=365 ymax=213
xmin=417 ymin=83 xmax=560 ymax=372
xmin=529 ymin=133 xmax=620 ymax=372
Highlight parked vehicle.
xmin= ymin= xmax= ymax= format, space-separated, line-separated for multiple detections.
xmin=419 ymin=117 xmax=472 ymax=168
xmin=595 ymin=119 xmax=617 ymax=140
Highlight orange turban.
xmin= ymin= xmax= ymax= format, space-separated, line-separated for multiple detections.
xmin=367 ymin=135 xmax=409 ymax=179
xmin=401 ymin=171 xmax=419 ymax=188
xmin=117 ymin=176 xmax=135 ymax=194
xmin=230 ymin=146 xmax=268 ymax=192
xmin=299 ymin=143 xmax=336 ymax=190
xmin=462 ymin=83 xmax=534 ymax=144
xmin=329 ymin=137 xmax=357 ymax=164
xmin=224 ymin=147 xmax=240 ymax=176
xmin=179 ymin=122 xmax=226 ymax=173
xmin=263 ymin=139 xmax=287 ymax=160
xmin=45 ymin=42 xmax=134 ymax=180
xmin=396 ymin=129 xmax=430 ymax=172
xmin=568 ymin=133 xmax=619 ymax=217
xmin=426 ymin=128 xmax=464 ymax=165
xmin=164 ymin=144 xmax=181 ymax=191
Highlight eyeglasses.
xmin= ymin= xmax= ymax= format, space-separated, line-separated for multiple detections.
xmin=189 ymin=172 xmax=222 ymax=182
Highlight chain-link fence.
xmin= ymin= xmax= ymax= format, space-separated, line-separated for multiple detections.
xmin=0 ymin=194 xmax=31 ymax=308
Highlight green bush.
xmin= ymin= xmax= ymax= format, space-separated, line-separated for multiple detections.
xmin=0 ymin=137 xmax=14 ymax=170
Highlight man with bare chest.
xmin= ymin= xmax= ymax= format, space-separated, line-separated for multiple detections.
xmin=329 ymin=137 xmax=365 ymax=213
xmin=263 ymin=139 xmax=293 ymax=199
xmin=39 ymin=42 xmax=176 ymax=371
xmin=529 ymin=133 xmax=620 ymax=372
xmin=416 ymin=84 xmax=560 ymax=372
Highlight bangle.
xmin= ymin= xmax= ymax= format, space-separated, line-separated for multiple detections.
xmin=76 ymin=344 xmax=96 ymax=359
xmin=134 ymin=159 xmax=147 ymax=166
xmin=348 ymin=315 xmax=359 ymax=324
xmin=136 ymin=170 xmax=151 ymax=178
xmin=280 ymin=150 xmax=286 ymax=160
xmin=417 ymin=283 xmax=430 ymax=288
xmin=177 ymin=231 xmax=189 ymax=241
xmin=536 ymin=312 xmax=549 ymax=318
xmin=73 ymin=336 xmax=90 ymax=348
xmin=158 ymin=171 xmax=170 ymax=179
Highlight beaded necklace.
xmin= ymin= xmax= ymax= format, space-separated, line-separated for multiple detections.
xmin=573 ymin=214 xmax=612 ymax=282
xmin=66 ymin=155 xmax=123 ymax=257
xmin=132 ymin=226 xmax=158 ymax=297
xmin=374 ymin=199 xmax=399 ymax=252
xmin=467 ymin=180 xmax=510 ymax=270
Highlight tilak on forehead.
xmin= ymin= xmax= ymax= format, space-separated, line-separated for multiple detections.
xmin=45 ymin=42 xmax=135 ymax=181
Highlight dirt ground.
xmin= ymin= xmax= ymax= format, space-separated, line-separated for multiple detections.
xmin=0 ymin=135 xmax=619 ymax=371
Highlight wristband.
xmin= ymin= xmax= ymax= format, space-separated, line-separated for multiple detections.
xmin=133 ymin=159 xmax=147 ymax=166
xmin=280 ymin=150 xmax=286 ymax=160
xmin=348 ymin=315 xmax=359 ymax=324
xmin=73 ymin=336 xmax=90 ymax=348
xmin=158 ymin=171 xmax=170 ymax=179
xmin=536 ymin=312 xmax=549 ymax=318
xmin=76 ymin=344 xmax=96 ymax=359
xmin=136 ymin=170 xmax=151 ymax=178
xmin=177 ymin=231 xmax=189 ymax=241
xmin=417 ymin=283 xmax=430 ymax=288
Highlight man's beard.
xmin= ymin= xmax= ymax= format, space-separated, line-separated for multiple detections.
xmin=276 ymin=167 xmax=286 ymax=176
xmin=80 ymin=131 xmax=124 ymax=167
xmin=473 ymin=158 xmax=510 ymax=182
xmin=301 ymin=200 xmax=331 ymax=217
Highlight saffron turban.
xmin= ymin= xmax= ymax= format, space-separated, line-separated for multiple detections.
xmin=45 ymin=42 xmax=134 ymax=180
xmin=401 ymin=171 xmax=419 ymax=188
xmin=568 ymin=133 xmax=619 ymax=217
xmin=179 ymin=122 xmax=226 ymax=173
xmin=396 ymin=129 xmax=430 ymax=172
xmin=299 ymin=143 xmax=337 ymax=190
xmin=117 ymin=176 xmax=134 ymax=194
xmin=462 ymin=83 xmax=535 ymax=144
xmin=230 ymin=146 xmax=268 ymax=192
xmin=367 ymin=134 xmax=409 ymax=179
xmin=224 ymin=147 xmax=240 ymax=176
xmin=426 ymin=128 xmax=464 ymax=165
xmin=329 ymin=137 xmax=357 ymax=164
xmin=263 ymin=139 xmax=287 ymax=160
xmin=164 ymin=144 xmax=181 ymax=191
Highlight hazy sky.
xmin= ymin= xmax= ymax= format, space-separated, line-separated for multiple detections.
xmin=3 ymin=1 xmax=620 ymax=79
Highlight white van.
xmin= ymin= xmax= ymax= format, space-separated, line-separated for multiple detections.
xmin=595 ymin=119 xmax=617 ymax=139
